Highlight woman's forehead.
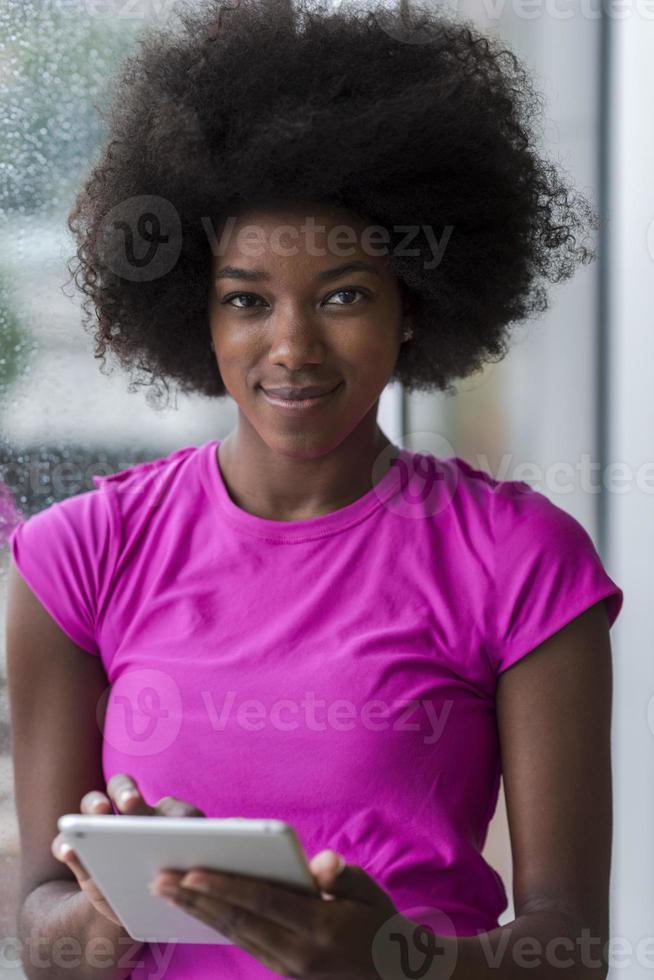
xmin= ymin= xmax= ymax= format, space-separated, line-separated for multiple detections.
xmin=210 ymin=205 xmax=394 ymax=275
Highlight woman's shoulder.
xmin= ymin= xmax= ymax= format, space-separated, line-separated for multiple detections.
xmin=9 ymin=442 xmax=203 ymax=556
xmin=6 ymin=443 xmax=206 ymax=656
xmin=90 ymin=443 xmax=200 ymax=503
xmin=409 ymin=450 xmax=596 ymax=561
xmin=438 ymin=453 xmax=531 ymax=497
xmin=432 ymin=455 xmax=624 ymax=672
xmin=436 ymin=453 xmax=569 ymax=525
xmin=408 ymin=451 xmax=542 ymax=528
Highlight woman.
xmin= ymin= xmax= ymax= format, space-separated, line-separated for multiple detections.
xmin=7 ymin=0 xmax=623 ymax=977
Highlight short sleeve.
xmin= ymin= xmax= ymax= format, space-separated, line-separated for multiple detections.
xmin=7 ymin=486 xmax=119 ymax=656
xmin=489 ymin=482 xmax=624 ymax=676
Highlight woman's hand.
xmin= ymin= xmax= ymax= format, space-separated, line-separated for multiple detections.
xmin=50 ymin=773 xmax=204 ymax=928
xmin=149 ymin=849 xmax=422 ymax=979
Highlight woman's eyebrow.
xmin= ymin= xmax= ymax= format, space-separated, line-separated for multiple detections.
xmin=214 ymin=260 xmax=381 ymax=283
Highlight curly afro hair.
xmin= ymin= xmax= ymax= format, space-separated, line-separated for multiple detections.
xmin=66 ymin=0 xmax=598 ymax=408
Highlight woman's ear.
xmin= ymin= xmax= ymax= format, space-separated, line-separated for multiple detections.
xmin=398 ymin=282 xmax=416 ymax=339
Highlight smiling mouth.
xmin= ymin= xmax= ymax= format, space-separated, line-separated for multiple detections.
xmin=259 ymin=381 xmax=343 ymax=411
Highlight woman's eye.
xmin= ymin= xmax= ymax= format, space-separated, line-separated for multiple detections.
xmin=325 ymin=288 xmax=369 ymax=305
xmin=222 ymin=293 xmax=263 ymax=309
xmin=221 ymin=288 xmax=368 ymax=309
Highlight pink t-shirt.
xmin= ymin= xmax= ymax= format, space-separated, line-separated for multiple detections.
xmin=8 ymin=439 xmax=623 ymax=978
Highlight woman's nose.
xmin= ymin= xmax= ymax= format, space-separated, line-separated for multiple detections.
xmin=267 ymin=317 xmax=326 ymax=368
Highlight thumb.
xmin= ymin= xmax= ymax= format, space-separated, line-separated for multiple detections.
xmin=309 ymin=850 xmax=396 ymax=910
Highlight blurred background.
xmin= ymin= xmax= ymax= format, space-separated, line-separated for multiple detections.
xmin=0 ymin=0 xmax=651 ymax=976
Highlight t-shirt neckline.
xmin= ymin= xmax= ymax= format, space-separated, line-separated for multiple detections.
xmin=200 ymin=438 xmax=408 ymax=542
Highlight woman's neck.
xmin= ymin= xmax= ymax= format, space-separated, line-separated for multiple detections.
xmin=216 ymin=421 xmax=396 ymax=522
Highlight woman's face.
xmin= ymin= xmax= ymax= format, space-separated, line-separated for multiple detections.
xmin=207 ymin=202 xmax=406 ymax=458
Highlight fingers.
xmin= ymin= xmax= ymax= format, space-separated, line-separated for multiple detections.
xmin=309 ymin=850 xmax=347 ymax=903
xmin=163 ymin=888 xmax=303 ymax=976
xmin=50 ymin=791 xmax=114 ymax=887
xmin=171 ymin=869 xmax=326 ymax=936
xmin=50 ymin=833 xmax=93 ymax=886
xmin=309 ymin=850 xmax=346 ymax=895
xmin=51 ymin=790 xmax=111 ymax=883
xmin=80 ymin=790 xmax=112 ymax=814
xmin=309 ymin=853 xmax=397 ymax=911
xmin=106 ymin=774 xmax=155 ymax=815
xmin=152 ymin=795 xmax=205 ymax=818
xmin=104 ymin=774 xmax=205 ymax=818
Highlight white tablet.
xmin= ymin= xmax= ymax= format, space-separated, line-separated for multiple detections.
xmin=58 ymin=813 xmax=320 ymax=944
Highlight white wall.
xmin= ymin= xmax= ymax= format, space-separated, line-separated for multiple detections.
xmin=606 ymin=10 xmax=654 ymax=977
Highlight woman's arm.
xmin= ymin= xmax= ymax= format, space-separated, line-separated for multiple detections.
xmin=17 ymin=883 xmax=144 ymax=980
xmin=441 ymin=599 xmax=613 ymax=980
xmin=5 ymin=559 xmax=146 ymax=980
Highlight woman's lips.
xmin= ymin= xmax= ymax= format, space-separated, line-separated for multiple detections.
xmin=259 ymin=381 xmax=343 ymax=411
